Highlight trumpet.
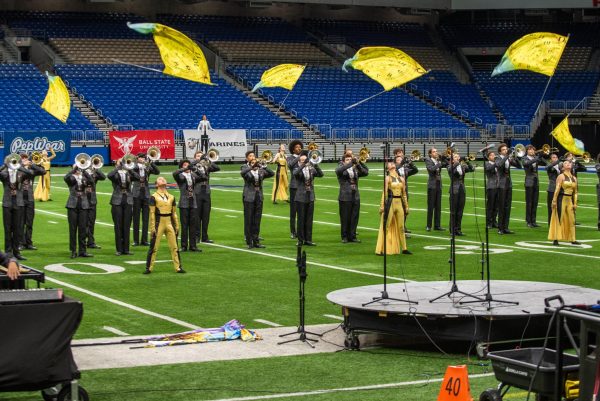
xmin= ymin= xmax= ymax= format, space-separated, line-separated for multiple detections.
xmin=358 ymin=147 xmax=370 ymax=163
xmin=90 ymin=154 xmax=104 ymax=170
xmin=510 ymin=144 xmax=526 ymax=159
xmin=260 ymin=150 xmax=273 ymax=164
xmin=307 ymin=142 xmax=318 ymax=151
xmin=536 ymin=144 xmax=559 ymax=156
xmin=74 ymin=153 xmax=91 ymax=170
xmin=4 ymin=153 xmax=21 ymax=170
xmin=308 ymin=150 xmax=322 ymax=165
xmin=147 ymin=146 xmax=161 ymax=162
xmin=410 ymin=149 xmax=421 ymax=162
xmin=207 ymin=148 xmax=219 ymax=163
xmin=121 ymin=153 xmax=136 ymax=170
xmin=574 ymin=152 xmax=592 ymax=163
xmin=31 ymin=151 xmax=43 ymax=165
xmin=444 ymin=146 xmax=455 ymax=158
xmin=467 ymin=153 xmax=476 ymax=161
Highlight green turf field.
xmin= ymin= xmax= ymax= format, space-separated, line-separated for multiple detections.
xmin=3 ymin=162 xmax=599 ymax=401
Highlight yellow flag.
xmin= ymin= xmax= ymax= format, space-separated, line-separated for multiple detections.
xmin=252 ymin=64 xmax=305 ymax=92
xmin=551 ymin=117 xmax=585 ymax=155
xmin=128 ymin=22 xmax=212 ymax=85
xmin=492 ymin=32 xmax=568 ymax=77
xmin=41 ymin=72 xmax=70 ymax=123
xmin=342 ymin=47 xmax=428 ymax=91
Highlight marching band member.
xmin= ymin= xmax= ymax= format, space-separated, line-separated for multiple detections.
xmin=145 ymin=177 xmax=184 ymax=274
xmin=0 ymin=251 xmax=19 ymax=280
xmin=192 ymin=150 xmax=220 ymax=244
xmin=424 ymin=147 xmax=446 ymax=231
xmin=241 ymin=151 xmax=274 ymax=249
xmin=484 ymin=151 xmax=499 ymax=229
xmin=546 ymin=153 xmax=561 ymax=226
xmin=287 ymin=140 xmax=303 ymax=239
xmin=173 ymin=159 xmax=201 ymax=252
xmin=563 ymin=152 xmax=586 ymax=226
xmin=108 ymin=158 xmax=140 ymax=256
xmin=271 ymin=144 xmax=289 ymax=204
xmin=19 ymin=154 xmax=46 ymax=250
xmin=495 ymin=143 xmax=521 ymax=235
xmin=548 ymin=160 xmax=579 ymax=245
xmin=33 ymin=147 xmax=56 ymax=201
xmin=596 ymin=154 xmax=600 ymax=231
xmin=132 ymin=153 xmax=160 ymax=246
xmin=85 ymin=159 xmax=106 ymax=249
xmin=522 ymin=145 xmax=546 ymax=228
xmin=197 ymin=115 xmax=214 ymax=153
xmin=448 ymin=153 xmax=474 ymax=236
xmin=64 ymin=164 xmax=93 ymax=258
xmin=375 ymin=162 xmax=410 ymax=255
xmin=336 ymin=152 xmax=368 ymax=243
xmin=0 ymin=156 xmax=32 ymax=260
xmin=393 ymin=148 xmax=418 ymax=234
xmin=293 ymin=150 xmax=323 ymax=246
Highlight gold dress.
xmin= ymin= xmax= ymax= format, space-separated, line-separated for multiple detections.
xmin=271 ymin=154 xmax=289 ymax=202
xmin=548 ymin=173 xmax=577 ymax=242
xmin=147 ymin=190 xmax=182 ymax=272
xmin=33 ymin=153 xmax=54 ymax=201
xmin=375 ymin=174 xmax=408 ymax=255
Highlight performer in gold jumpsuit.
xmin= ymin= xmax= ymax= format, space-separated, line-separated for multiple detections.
xmin=375 ymin=162 xmax=410 ymax=255
xmin=271 ymin=144 xmax=289 ymax=204
xmin=548 ymin=160 xmax=579 ymax=246
xmin=33 ymin=147 xmax=56 ymax=201
xmin=144 ymin=177 xmax=184 ymax=274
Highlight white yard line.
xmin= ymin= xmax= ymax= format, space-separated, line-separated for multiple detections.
xmin=253 ymin=319 xmax=283 ymax=327
xmin=102 ymin=326 xmax=130 ymax=336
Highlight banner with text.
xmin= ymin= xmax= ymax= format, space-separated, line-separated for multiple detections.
xmin=4 ymin=131 xmax=71 ymax=164
xmin=109 ymin=129 xmax=175 ymax=160
xmin=183 ymin=129 xmax=247 ymax=160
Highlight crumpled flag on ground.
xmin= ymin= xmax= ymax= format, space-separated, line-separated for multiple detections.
xmin=144 ymin=319 xmax=261 ymax=347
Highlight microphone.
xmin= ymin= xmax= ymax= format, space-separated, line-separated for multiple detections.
xmin=478 ymin=143 xmax=495 ymax=153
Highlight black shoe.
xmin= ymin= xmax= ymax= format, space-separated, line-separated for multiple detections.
xmin=202 ymin=239 xmax=214 ymax=243
xmin=15 ymin=254 xmax=26 ymax=261
xmin=79 ymin=253 xmax=93 ymax=258
xmin=141 ymin=242 xmax=150 ymax=246
xmin=497 ymin=230 xmax=504 ymax=235
xmin=247 ymin=244 xmax=254 ymax=249
xmin=115 ymin=252 xmax=122 ymax=256
xmin=503 ymin=230 xmax=515 ymax=234
xmin=176 ymin=268 xmax=186 ymax=274
xmin=143 ymin=269 xmax=151 ymax=275
xmin=70 ymin=252 xmax=77 ymax=259
xmin=132 ymin=242 xmax=139 ymax=246
xmin=553 ymin=240 xmax=559 ymax=246
xmin=123 ymin=251 xmax=133 ymax=255
xmin=189 ymin=248 xmax=202 ymax=252
xmin=402 ymin=250 xmax=412 ymax=255
xmin=425 ymin=227 xmax=431 ymax=232
xmin=434 ymin=227 xmax=445 ymax=231
xmin=273 ymin=201 xmax=277 ymax=204
xmin=575 ymin=222 xmax=581 ymax=226
xmin=88 ymin=244 xmax=101 ymax=249
xmin=527 ymin=224 xmax=533 ymax=228
xmin=304 ymin=241 xmax=316 ymax=246
xmin=253 ymin=243 xmax=266 ymax=249
xmin=24 ymin=245 xmax=37 ymax=250
xmin=180 ymin=247 xmax=188 ymax=252
xmin=341 ymin=238 xmax=348 ymax=243
xmin=350 ymin=238 xmax=361 ymax=243
xmin=532 ymin=223 xmax=540 ymax=228
xmin=404 ymin=229 xmax=411 ymax=233
xmin=455 ymin=231 xmax=465 ymax=236
xmin=290 ymin=232 xmax=297 ymax=239
xmin=571 ymin=241 xmax=581 ymax=245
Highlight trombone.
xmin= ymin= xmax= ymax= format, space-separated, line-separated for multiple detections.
xmin=574 ymin=152 xmax=592 ymax=163
xmin=536 ymin=144 xmax=559 ymax=156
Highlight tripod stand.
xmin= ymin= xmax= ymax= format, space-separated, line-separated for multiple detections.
xmin=278 ymin=245 xmax=322 ymax=348
xmin=460 ymin=144 xmax=518 ymax=309
xmin=364 ymin=143 xmax=416 ymax=307
xmin=430 ymin=144 xmax=485 ymax=303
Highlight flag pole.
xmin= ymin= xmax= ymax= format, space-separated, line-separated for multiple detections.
xmin=277 ymin=90 xmax=292 ymax=114
xmin=344 ymin=89 xmax=387 ymax=111
xmin=12 ymin=89 xmax=41 ymax=108
xmin=565 ymin=97 xmax=587 ymax=119
xmin=112 ymin=59 xmax=164 ymax=74
xmin=533 ymin=74 xmax=553 ymax=118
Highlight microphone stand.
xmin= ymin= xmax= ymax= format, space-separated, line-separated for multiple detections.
xmin=363 ymin=142 xmax=416 ymax=307
xmin=430 ymin=144 xmax=484 ymax=303
xmin=461 ymin=144 xmax=518 ymax=310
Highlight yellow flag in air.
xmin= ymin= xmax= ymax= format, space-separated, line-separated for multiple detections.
xmin=128 ymin=22 xmax=212 ymax=85
xmin=41 ymin=72 xmax=70 ymax=123
xmin=551 ymin=117 xmax=585 ymax=155
xmin=342 ymin=47 xmax=428 ymax=91
xmin=252 ymin=64 xmax=305 ymax=92
xmin=492 ymin=32 xmax=568 ymax=77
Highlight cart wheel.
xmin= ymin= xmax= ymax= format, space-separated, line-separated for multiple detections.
xmin=56 ymin=385 xmax=89 ymax=401
xmin=350 ymin=336 xmax=360 ymax=350
xmin=41 ymin=391 xmax=57 ymax=401
xmin=479 ymin=388 xmax=502 ymax=401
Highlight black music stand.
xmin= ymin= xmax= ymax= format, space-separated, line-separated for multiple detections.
xmin=460 ymin=144 xmax=518 ymax=309
xmin=363 ymin=142 xmax=416 ymax=307
xmin=278 ymin=244 xmax=322 ymax=348
xmin=430 ymin=144 xmax=484 ymax=304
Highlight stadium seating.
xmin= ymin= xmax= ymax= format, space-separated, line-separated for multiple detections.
xmin=212 ymin=41 xmax=332 ymax=65
xmin=55 ymin=64 xmax=293 ymax=131
xmin=0 ymin=64 xmax=95 ymax=132
xmin=50 ymin=38 xmax=161 ymax=64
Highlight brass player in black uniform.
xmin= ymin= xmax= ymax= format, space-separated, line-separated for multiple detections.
xmin=293 ymin=150 xmax=324 ymax=246
xmin=19 ymin=153 xmax=46 ymax=251
xmin=495 ymin=143 xmax=521 ymax=235
xmin=85 ymin=155 xmax=106 ymax=249
xmin=132 ymin=152 xmax=160 ymax=246
xmin=192 ymin=150 xmax=220 ymax=244
xmin=393 ymin=148 xmax=418 ymax=234
xmin=447 ymin=153 xmax=475 ymax=236
xmin=522 ymin=145 xmax=546 ymax=228
xmin=286 ymin=140 xmax=303 ymax=239
xmin=108 ymin=156 xmax=140 ymax=256
xmin=241 ymin=151 xmax=274 ymax=249
xmin=172 ymin=159 xmax=201 ymax=252
xmin=64 ymin=160 xmax=94 ymax=258
xmin=484 ymin=151 xmax=499 ymax=229
xmin=424 ymin=147 xmax=447 ymax=231
xmin=336 ymin=152 xmax=368 ymax=243
xmin=546 ymin=153 xmax=561 ymax=226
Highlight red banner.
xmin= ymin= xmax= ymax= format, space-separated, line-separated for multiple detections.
xmin=109 ymin=129 xmax=175 ymax=160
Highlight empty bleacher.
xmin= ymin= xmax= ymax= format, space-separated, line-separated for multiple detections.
xmin=50 ymin=38 xmax=161 ymax=65
xmin=213 ymin=41 xmax=332 ymax=64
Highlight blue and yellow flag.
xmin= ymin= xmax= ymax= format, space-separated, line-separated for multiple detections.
xmin=128 ymin=22 xmax=212 ymax=85
xmin=342 ymin=46 xmax=428 ymax=91
xmin=252 ymin=64 xmax=305 ymax=92
xmin=551 ymin=117 xmax=585 ymax=155
xmin=492 ymin=32 xmax=568 ymax=77
xmin=41 ymin=72 xmax=70 ymax=123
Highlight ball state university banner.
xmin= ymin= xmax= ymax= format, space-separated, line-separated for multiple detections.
xmin=183 ymin=129 xmax=247 ymax=159
xmin=4 ymin=131 xmax=71 ymax=164
xmin=109 ymin=129 xmax=175 ymax=160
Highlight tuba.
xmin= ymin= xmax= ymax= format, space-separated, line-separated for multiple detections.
xmin=147 ymin=146 xmax=161 ymax=162
xmin=31 ymin=151 xmax=43 ymax=165
xmin=207 ymin=148 xmax=219 ymax=163
xmin=121 ymin=153 xmax=136 ymax=170
xmin=5 ymin=153 xmax=21 ymax=170
xmin=75 ymin=153 xmax=91 ymax=170
xmin=90 ymin=154 xmax=104 ymax=170
xmin=358 ymin=147 xmax=370 ymax=163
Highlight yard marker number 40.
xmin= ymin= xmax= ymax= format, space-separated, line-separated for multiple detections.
xmin=437 ymin=365 xmax=473 ymax=401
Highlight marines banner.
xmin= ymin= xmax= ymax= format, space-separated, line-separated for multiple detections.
xmin=183 ymin=129 xmax=247 ymax=160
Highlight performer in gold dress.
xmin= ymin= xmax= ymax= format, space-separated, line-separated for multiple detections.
xmin=548 ymin=160 xmax=579 ymax=246
xmin=375 ymin=162 xmax=411 ymax=255
xmin=271 ymin=144 xmax=289 ymax=204
xmin=33 ymin=147 xmax=56 ymax=201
